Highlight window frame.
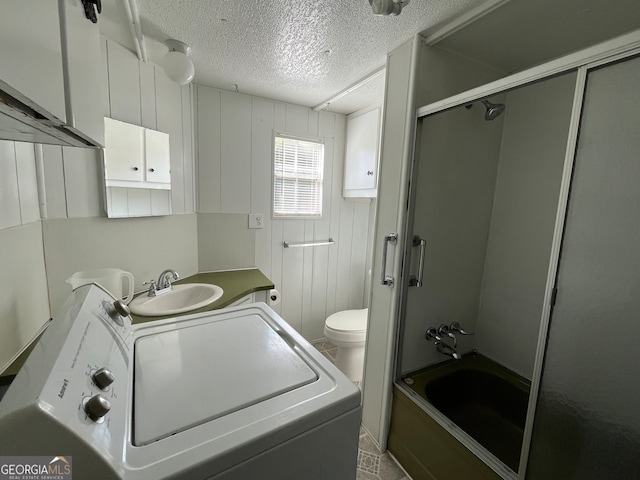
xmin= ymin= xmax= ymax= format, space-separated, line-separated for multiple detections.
xmin=271 ymin=131 xmax=325 ymax=219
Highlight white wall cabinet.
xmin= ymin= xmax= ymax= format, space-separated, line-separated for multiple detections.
xmin=0 ymin=1 xmax=65 ymax=122
xmin=343 ymin=106 xmax=381 ymax=198
xmin=0 ymin=0 xmax=104 ymax=147
xmin=60 ymin=0 xmax=105 ymax=147
xmin=104 ymin=117 xmax=171 ymax=189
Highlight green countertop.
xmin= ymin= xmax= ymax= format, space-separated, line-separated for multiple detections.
xmin=130 ymin=268 xmax=274 ymax=324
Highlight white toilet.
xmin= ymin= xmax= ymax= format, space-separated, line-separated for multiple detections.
xmin=323 ymin=308 xmax=368 ymax=383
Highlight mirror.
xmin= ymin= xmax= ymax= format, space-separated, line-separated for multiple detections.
xmin=103 ymin=117 xmax=172 ymax=218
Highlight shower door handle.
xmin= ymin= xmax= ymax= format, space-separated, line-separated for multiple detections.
xmin=380 ymin=232 xmax=398 ymax=287
xmin=410 ymin=235 xmax=427 ymax=287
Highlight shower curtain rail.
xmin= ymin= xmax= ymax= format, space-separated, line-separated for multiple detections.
xmin=283 ymin=238 xmax=335 ymax=248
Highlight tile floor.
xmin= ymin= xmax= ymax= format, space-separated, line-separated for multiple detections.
xmin=312 ymin=340 xmax=411 ymax=480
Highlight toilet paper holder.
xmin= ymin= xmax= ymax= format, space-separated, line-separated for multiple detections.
xmin=267 ymin=289 xmax=281 ymax=306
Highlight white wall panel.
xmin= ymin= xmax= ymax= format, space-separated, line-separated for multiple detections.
xmin=127 ymin=188 xmax=151 ymax=217
xmin=309 ymin=112 xmax=337 ymax=337
xmin=181 ymin=85 xmax=195 ymax=213
xmin=140 ymin=61 xmax=157 ymax=129
xmin=41 ymin=145 xmax=67 ymax=219
xmin=251 ymin=97 xmax=275 ymax=277
xmin=281 ymin=220 xmax=306 ymax=332
xmin=0 ymin=222 xmax=50 ymax=374
xmin=0 ymin=141 xmax=21 ymax=230
xmin=284 ymin=104 xmax=309 ymax=135
xmin=270 ymin=219 xmax=284 ymax=316
xmin=107 ymin=187 xmax=128 ymax=217
xmin=349 ymin=201 xmax=370 ymax=308
xmin=220 ymin=91 xmax=252 ymax=213
xmin=101 ymin=37 xmax=110 ymax=118
xmin=106 ymin=39 xmax=141 ymax=125
xmin=195 ymin=86 xmax=221 ymax=212
xmin=326 ymin=114 xmax=344 ymax=318
xmin=300 ymin=219 xmax=314 ymax=338
xmin=156 ymin=69 xmax=185 ymax=215
xmin=63 ymin=147 xmax=102 ymax=217
xmin=14 ymin=142 xmax=39 ymax=224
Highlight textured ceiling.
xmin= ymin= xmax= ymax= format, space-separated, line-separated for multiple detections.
xmin=98 ymin=0 xmax=482 ymax=114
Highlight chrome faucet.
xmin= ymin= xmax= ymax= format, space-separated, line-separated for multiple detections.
xmin=425 ymin=321 xmax=473 ymax=360
xmin=144 ymin=269 xmax=179 ymax=296
xmin=435 ymin=340 xmax=461 ymax=360
xmin=157 ymin=269 xmax=179 ymax=289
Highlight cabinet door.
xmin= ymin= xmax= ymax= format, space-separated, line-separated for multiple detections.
xmin=144 ymin=129 xmax=171 ymax=184
xmin=0 ymin=1 xmax=65 ymax=122
xmin=60 ymin=0 xmax=104 ymax=146
xmin=344 ymin=107 xmax=380 ymax=197
xmin=104 ymin=117 xmax=143 ymax=182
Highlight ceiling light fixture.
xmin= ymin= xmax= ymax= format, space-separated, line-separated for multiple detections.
xmin=163 ymin=39 xmax=195 ymax=85
xmin=369 ymin=0 xmax=410 ymax=16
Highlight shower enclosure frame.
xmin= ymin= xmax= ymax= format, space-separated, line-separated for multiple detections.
xmin=386 ymin=30 xmax=640 ymax=480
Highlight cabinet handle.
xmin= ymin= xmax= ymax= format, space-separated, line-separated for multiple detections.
xmin=149 ymin=168 xmax=155 ymax=172
xmin=132 ymin=166 xmax=139 ymax=171
xmin=380 ymin=233 xmax=398 ymax=287
xmin=367 ymin=170 xmax=374 ymax=176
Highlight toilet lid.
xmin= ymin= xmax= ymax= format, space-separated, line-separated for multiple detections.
xmin=325 ymin=308 xmax=368 ymax=333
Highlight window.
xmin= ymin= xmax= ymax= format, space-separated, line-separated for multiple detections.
xmin=273 ymin=133 xmax=324 ymax=218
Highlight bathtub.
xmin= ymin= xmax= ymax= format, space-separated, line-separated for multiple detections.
xmin=388 ymin=352 xmax=530 ymax=479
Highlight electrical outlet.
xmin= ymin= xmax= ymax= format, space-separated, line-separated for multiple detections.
xmin=249 ymin=213 xmax=264 ymax=229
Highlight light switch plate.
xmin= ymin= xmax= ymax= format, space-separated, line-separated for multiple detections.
xmin=249 ymin=213 xmax=264 ymax=229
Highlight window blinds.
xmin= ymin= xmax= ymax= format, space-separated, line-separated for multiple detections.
xmin=273 ymin=134 xmax=324 ymax=217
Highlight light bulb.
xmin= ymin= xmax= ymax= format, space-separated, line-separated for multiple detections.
xmin=163 ymin=50 xmax=195 ymax=85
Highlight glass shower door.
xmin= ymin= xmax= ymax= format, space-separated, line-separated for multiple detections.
xmin=526 ymin=55 xmax=640 ymax=479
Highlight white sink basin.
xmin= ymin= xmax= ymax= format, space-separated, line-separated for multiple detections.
xmin=129 ymin=283 xmax=224 ymax=316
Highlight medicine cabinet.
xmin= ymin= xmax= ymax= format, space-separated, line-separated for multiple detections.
xmin=103 ymin=117 xmax=172 ymax=218
xmin=343 ymin=106 xmax=381 ymax=198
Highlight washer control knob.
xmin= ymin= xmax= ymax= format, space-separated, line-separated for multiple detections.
xmin=92 ymin=367 xmax=114 ymax=390
xmin=113 ymin=299 xmax=130 ymax=317
xmin=84 ymin=394 xmax=111 ymax=422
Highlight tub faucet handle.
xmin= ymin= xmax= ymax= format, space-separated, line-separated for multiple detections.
xmin=425 ymin=327 xmax=441 ymax=342
xmin=438 ymin=324 xmax=457 ymax=347
xmin=450 ymin=321 xmax=473 ymax=336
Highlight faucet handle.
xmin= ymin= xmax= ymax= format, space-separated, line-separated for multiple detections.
xmin=438 ymin=323 xmax=457 ymax=347
xmin=143 ymin=280 xmax=157 ymax=296
xmin=425 ymin=327 xmax=441 ymax=342
xmin=450 ymin=321 xmax=473 ymax=336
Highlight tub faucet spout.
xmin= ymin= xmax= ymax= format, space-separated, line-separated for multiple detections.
xmin=435 ymin=340 xmax=461 ymax=360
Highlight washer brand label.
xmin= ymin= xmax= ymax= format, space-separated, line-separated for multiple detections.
xmin=0 ymin=456 xmax=72 ymax=479
xmin=58 ymin=379 xmax=69 ymax=399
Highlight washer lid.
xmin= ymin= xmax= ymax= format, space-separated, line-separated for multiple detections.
xmin=133 ymin=314 xmax=318 ymax=446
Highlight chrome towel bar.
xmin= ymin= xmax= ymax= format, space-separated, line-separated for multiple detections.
xmin=283 ymin=238 xmax=335 ymax=248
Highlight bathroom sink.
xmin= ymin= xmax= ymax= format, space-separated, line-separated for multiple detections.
xmin=129 ymin=283 xmax=224 ymax=316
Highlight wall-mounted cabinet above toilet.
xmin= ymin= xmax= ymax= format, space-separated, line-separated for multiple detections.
xmin=343 ymin=106 xmax=381 ymax=199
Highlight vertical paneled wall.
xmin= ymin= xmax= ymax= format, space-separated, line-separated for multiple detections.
xmin=0 ymin=141 xmax=50 ymax=372
xmin=41 ymin=37 xmax=199 ymax=313
xmin=41 ymin=37 xmax=195 ymax=219
xmin=196 ymin=86 xmax=373 ymax=341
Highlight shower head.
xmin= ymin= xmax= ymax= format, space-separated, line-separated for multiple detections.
xmin=481 ymin=100 xmax=505 ymax=121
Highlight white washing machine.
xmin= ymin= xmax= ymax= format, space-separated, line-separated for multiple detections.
xmin=0 ymin=284 xmax=361 ymax=479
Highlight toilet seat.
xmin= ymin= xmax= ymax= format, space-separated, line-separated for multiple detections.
xmin=324 ymin=308 xmax=368 ymax=343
